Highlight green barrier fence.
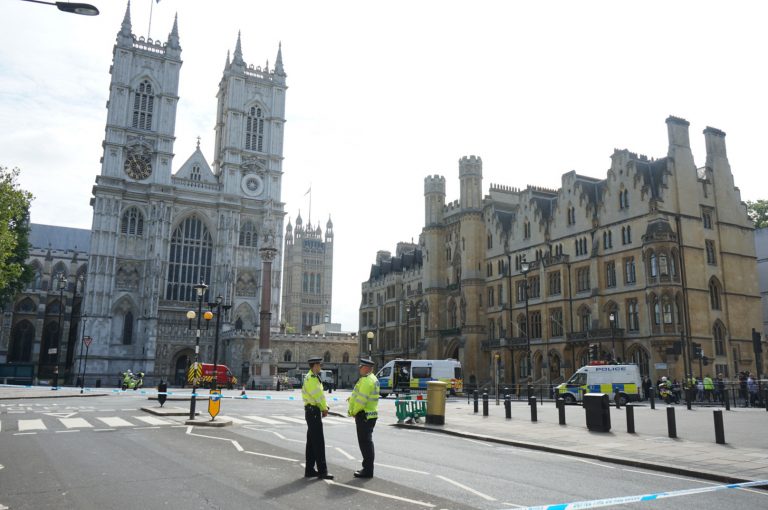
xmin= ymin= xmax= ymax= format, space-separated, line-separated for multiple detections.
xmin=395 ymin=395 xmax=427 ymax=423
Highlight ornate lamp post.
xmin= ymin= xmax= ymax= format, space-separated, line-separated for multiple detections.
xmin=52 ymin=273 xmax=67 ymax=389
xmin=19 ymin=0 xmax=100 ymax=16
xmin=188 ymin=281 xmax=208 ymax=420
xmin=206 ymin=296 xmax=232 ymax=391
xmin=521 ymin=258 xmax=531 ymax=381
xmin=366 ymin=331 xmax=374 ymax=359
xmin=609 ymin=311 xmax=616 ymax=362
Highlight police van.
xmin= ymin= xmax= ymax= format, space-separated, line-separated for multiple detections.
xmin=376 ymin=359 xmax=462 ymax=398
xmin=555 ymin=362 xmax=642 ymax=405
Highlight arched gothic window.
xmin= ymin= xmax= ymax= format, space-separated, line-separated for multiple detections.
xmin=283 ymin=350 xmax=292 ymax=362
xmin=323 ymin=351 xmax=331 ymax=362
xmin=713 ymin=322 xmax=726 ymax=356
xmin=9 ymin=320 xmax=35 ymax=362
xmin=245 ymin=106 xmax=264 ymax=152
xmin=239 ymin=221 xmax=258 ymax=248
xmin=649 ymin=252 xmax=658 ymax=277
xmin=132 ymin=80 xmax=154 ymax=130
xmin=342 ymin=352 xmax=350 ymax=363
xmin=165 ymin=215 xmax=213 ymax=301
xmin=709 ymin=278 xmax=722 ymax=310
xmin=122 ymin=311 xmax=133 ymax=345
xmin=121 ymin=207 xmax=144 ymax=236
xmin=191 ymin=165 xmax=202 ymax=182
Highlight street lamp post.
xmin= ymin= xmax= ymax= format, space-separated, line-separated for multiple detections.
xmin=521 ymin=259 xmax=531 ymax=382
xmin=207 ymin=296 xmax=232 ymax=391
xmin=505 ymin=250 xmax=516 ymax=388
xmin=188 ymin=281 xmax=208 ymax=420
xmin=52 ymin=273 xmax=67 ymax=389
xmin=366 ymin=331 xmax=374 ymax=359
xmin=609 ymin=312 xmax=616 ymax=362
xmin=18 ymin=0 xmax=100 ymax=15
xmin=405 ymin=300 xmax=414 ymax=360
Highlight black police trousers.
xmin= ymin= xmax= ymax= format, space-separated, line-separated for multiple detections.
xmin=354 ymin=413 xmax=377 ymax=474
xmin=305 ymin=405 xmax=327 ymax=474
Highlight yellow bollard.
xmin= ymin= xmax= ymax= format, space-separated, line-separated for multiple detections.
xmin=426 ymin=381 xmax=447 ymax=424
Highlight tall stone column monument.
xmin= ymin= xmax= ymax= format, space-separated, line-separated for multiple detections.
xmin=252 ymin=240 xmax=278 ymax=389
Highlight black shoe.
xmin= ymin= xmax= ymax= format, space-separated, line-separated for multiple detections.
xmin=317 ymin=472 xmax=334 ymax=480
xmin=304 ymin=469 xmax=319 ymax=478
xmin=353 ymin=470 xmax=373 ymax=478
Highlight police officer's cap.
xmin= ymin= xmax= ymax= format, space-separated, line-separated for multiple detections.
xmin=308 ymin=356 xmax=323 ymax=365
xmin=359 ymin=358 xmax=375 ymax=367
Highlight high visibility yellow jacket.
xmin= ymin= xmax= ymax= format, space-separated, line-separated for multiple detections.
xmin=348 ymin=373 xmax=379 ymax=419
xmin=302 ymin=372 xmax=328 ymax=411
xmin=703 ymin=377 xmax=714 ymax=390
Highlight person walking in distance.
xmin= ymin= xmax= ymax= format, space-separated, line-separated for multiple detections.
xmin=302 ymin=356 xmax=334 ymax=480
xmin=348 ymin=358 xmax=379 ymax=478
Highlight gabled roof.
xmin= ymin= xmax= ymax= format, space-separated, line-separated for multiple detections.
xmin=29 ymin=224 xmax=90 ymax=252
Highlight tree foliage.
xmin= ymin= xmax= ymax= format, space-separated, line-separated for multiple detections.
xmin=0 ymin=166 xmax=34 ymax=306
xmin=746 ymin=199 xmax=768 ymax=229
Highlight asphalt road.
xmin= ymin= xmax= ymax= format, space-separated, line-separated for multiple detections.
xmin=1 ymin=390 xmax=766 ymax=509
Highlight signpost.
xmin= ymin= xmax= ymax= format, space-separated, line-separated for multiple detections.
xmin=208 ymin=389 xmax=221 ymax=420
xmin=80 ymin=336 xmax=92 ymax=394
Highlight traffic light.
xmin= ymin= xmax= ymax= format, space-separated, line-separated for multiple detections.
xmin=589 ymin=344 xmax=598 ymax=361
xmin=702 ymin=356 xmax=709 ymax=366
xmin=692 ymin=343 xmax=702 ymax=359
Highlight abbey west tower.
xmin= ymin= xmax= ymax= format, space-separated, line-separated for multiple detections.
xmin=83 ymin=4 xmax=287 ymax=384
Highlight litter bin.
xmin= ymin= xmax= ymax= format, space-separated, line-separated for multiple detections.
xmin=426 ymin=381 xmax=447 ymax=424
xmin=583 ymin=393 xmax=611 ymax=432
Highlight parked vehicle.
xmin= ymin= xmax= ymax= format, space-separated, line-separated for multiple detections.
xmin=121 ymin=370 xmax=144 ymax=391
xmin=187 ymin=363 xmax=238 ymax=389
xmin=377 ymin=359 xmax=462 ymax=398
xmin=555 ymin=362 xmax=642 ymax=405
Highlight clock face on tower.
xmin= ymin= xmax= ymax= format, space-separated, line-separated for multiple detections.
xmin=241 ymin=174 xmax=264 ymax=196
xmin=124 ymin=154 xmax=153 ymax=180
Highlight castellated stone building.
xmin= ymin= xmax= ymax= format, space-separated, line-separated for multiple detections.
xmin=281 ymin=212 xmax=334 ymax=333
xmin=360 ymin=116 xmax=763 ymax=388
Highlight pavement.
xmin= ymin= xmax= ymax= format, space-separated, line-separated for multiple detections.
xmin=3 ymin=384 xmax=767 ymax=486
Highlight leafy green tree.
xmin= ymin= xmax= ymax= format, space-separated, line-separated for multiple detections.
xmin=746 ymin=199 xmax=768 ymax=228
xmin=0 ymin=166 xmax=34 ymax=306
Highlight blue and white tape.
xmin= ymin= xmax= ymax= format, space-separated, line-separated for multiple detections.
xmin=517 ymin=480 xmax=768 ymax=510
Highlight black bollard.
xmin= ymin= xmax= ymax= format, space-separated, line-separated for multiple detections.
xmin=626 ymin=404 xmax=635 ymax=434
xmin=557 ymin=398 xmax=566 ymax=425
xmin=650 ymin=389 xmax=655 ymax=410
xmin=482 ymin=392 xmax=489 ymax=416
xmin=530 ymin=396 xmax=538 ymax=422
xmin=157 ymin=380 xmax=168 ymax=407
xmin=504 ymin=393 xmax=511 ymax=419
xmin=724 ymin=389 xmax=730 ymax=411
xmin=713 ymin=409 xmax=725 ymax=444
xmin=666 ymin=406 xmax=677 ymax=438
xmin=615 ymin=395 xmax=621 ymax=410
xmin=686 ymin=390 xmax=692 ymax=410
xmin=473 ymin=390 xmax=479 ymax=413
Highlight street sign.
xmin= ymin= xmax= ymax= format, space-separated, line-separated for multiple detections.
xmin=208 ymin=389 xmax=221 ymax=419
xmin=655 ymin=363 xmax=668 ymax=370
xmin=48 ymin=348 xmax=57 ymax=355
xmin=83 ymin=336 xmax=92 ymax=347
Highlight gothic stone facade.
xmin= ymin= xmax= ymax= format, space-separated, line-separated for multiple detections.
xmin=82 ymin=6 xmax=287 ymax=385
xmin=360 ymin=116 xmax=762 ymax=388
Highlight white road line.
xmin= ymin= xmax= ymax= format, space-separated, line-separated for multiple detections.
xmin=94 ymin=429 xmax=116 ymax=432
xmin=14 ymin=432 xmax=37 ymax=436
xmin=0 ymin=420 xmax=2 ymax=432
xmin=60 ymin=418 xmax=93 ymax=429
xmin=55 ymin=430 xmax=80 ymax=434
xmin=133 ymin=416 xmax=172 ymax=426
xmin=244 ymin=415 xmax=285 ymax=425
xmin=97 ymin=417 xmax=134 ymax=427
xmin=135 ymin=426 xmax=161 ymax=430
xmin=501 ymin=503 xmax=526 ymax=508
xmin=323 ymin=417 xmax=352 ymax=425
xmin=376 ymin=463 xmax=430 ymax=475
xmin=232 ymin=441 xmax=244 ymax=452
xmin=272 ymin=415 xmax=306 ymax=424
xmin=18 ymin=419 xmax=46 ymax=431
xmin=326 ymin=480 xmax=436 ymax=507
xmin=436 ymin=475 xmax=497 ymax=501
xmin=225 ymin=416 xmax=252 ymax=425
xmin=457 ymin=437 xmax=495 ymax=447
xmin=335 ymin=447 xmax=355 ymax=460
xmin=244 ymin=450 xmax=300 ymax=462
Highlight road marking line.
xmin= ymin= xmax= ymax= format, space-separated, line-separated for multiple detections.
xmin=225 ymin=416 xmax=252 ymax=424
xmin=270 ymin=431 xmax=287 ymax=439
xmin=135 ymin=426 xmax=161 ymax=430
xmin=55 ymin=430 xmax=80 ymax=434
xmin=244 ymin=415 xmax=284 ymax=425
xmin=14 ymin=432 xmax=37 ymax=436
xmin=232 ymin=441 xmax=244 ymax=452
xmin=272 ymin=415 xmax=306 ymax=424
xmin=502 ymin=503 xmax=526 ymax=508
xmin=94 ymin=428 xmax=116 ymax=432
xmin=18 ymin=419 xmax=46 ymax=431
xmin=0 ymin=420 xmax=2 ymax=432
xmin=244 ymin=450 xmax=300 ymax=462
xmin=326 ymin=480 xmax=435 ymax=507
xmin=457 ymin=437 xmax=494 ymax=447
xmin=60 ymin=418 xmax=93 ymax=429
xmin=376 ymin=463 xmax=430 ymax=475
xmin=335 ymin=447 xmax=355 ymax=460
xmin=44 ymin=412 xmax=78 ymax=419
xmin=323 ymin=417 xmax=352 ymax=425
xmin=97 ymin=417 xmax=133 ymax=427
xmin=134 ymin=416 xmax=172 ymax=426
xmin=436 ymin=475 xmax=497 ymax=501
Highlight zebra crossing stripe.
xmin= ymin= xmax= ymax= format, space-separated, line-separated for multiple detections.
xmin=271 ymin=415 xmax=306 ymax=424
xmin=244 ymin=416 xmax=285 ymax=425
xmin=97 ymin=417 xmax=134 ymax=427
xmin=323 ymin=417 xmax=351 ymax=425
xmin=60 ymin=418 xmax=93 ymax=429
xmin=227 ymin=416 xmax=253 ymax=425
xmin=133 ymin=416 xmax=172 ymax=426
xmin=18 ymin=419 xmax=46 ymax=432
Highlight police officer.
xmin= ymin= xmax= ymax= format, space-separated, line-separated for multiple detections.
xmin=302 ymin=356 xmax=334 ymax=480
xmin=348 ymin=358 xmax=379 ymax=478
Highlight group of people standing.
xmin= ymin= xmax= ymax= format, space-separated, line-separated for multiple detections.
xmin=301 ymin=356 xmax=380 ymax=480
xmin=642 ymin=373 xmax=763 ymax=406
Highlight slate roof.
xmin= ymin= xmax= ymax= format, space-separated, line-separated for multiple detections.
xmin=29 ymin=224 xmax=91 ymax=252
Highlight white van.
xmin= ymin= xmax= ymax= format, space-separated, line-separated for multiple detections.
xmin=555 ymin=363 xmax=642 ymax=405
xmin=376 ymin=359 xmax=462 ymax=398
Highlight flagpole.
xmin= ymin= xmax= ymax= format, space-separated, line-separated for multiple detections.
xmin=148 ymin=0 xmax=154 ymax=39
